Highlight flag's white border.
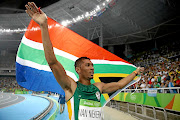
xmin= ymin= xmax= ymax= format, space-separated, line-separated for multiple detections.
xmin=16 ymin=57 xmax=78 ymax=82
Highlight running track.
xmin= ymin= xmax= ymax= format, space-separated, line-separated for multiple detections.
xmin=0 ymin=93 xmax=136 ymax=120
xmin=0 ymin=93 xmax=25 ymax=109
xmin=0 ymin=93 xmax=69 ymax=120
xmin=0 ymin=93 xmax=50 ymax=120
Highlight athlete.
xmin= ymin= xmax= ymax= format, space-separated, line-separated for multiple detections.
xmin=25 ymin=2 xmax=144 ymax=120
xmin=58 ymin=94 xmax=65 ymax=114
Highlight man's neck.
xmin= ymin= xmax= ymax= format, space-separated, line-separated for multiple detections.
xmin=79 ymin=78 xmax=91 ymax=85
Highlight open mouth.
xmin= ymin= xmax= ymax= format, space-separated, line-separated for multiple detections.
xmin=90 ymin=71 xmax=94 ymax=75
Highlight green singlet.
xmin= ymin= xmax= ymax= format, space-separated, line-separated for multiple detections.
xmin=67 ymin=81 xmax=102 ymax=120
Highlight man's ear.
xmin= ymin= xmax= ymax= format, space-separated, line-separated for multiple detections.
xmin=75 ymin=67 xmax=80 ymax=74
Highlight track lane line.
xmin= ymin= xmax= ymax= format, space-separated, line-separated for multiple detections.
xmin=0 ymin=96 xmax=18 ymax=105
xmin=0 ymin=95 xmax=26 ymax=109
xmin=0 ymin=95 xmax=11 ymax=102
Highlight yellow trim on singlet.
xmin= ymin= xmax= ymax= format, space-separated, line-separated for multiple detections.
xmin=67 ymin=99 xmax=72 ymax=120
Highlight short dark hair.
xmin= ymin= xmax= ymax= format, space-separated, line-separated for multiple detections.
xmin=74 ymin=57 xmax=90 ymax=68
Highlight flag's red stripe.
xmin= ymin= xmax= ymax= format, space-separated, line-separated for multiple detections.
xmin=25 ymin=18 xmax=130 ymax=63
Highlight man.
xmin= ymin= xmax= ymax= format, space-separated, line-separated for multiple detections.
xmin=25 ymin=2 xmax=144 ymax=120
xmin=47 ymin=91 xmax=51 ymax=97
xmin=58 ymin=94 xmax=65 ymax=114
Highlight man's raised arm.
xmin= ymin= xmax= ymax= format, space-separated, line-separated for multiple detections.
xmin=25 ymin=2 xmax=74 ymax=90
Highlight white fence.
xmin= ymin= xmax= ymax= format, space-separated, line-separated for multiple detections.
xmin=122 ymin=87 xmax=180 ymax=94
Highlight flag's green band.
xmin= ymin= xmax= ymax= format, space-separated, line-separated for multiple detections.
xmin=17 ymin=43 xmax=136 ymax=74
xmin=17 ymin=43 xmax=77 ymax=74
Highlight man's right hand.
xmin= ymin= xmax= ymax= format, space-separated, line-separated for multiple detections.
xmin=135 ymin=67 xmax=144 ymax=75
xmin=25 ymin=2 xmax=47 ymax=26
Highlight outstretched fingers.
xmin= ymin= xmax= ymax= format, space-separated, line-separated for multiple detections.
xmin=29 ymin=2 xmax=39 ymax=13
xmin=25 ymin=2 xmax=40 ymax=16
xmin=27 ymin=2 xmax=36 ymax=13
xmin=25 ymin=5 xmax=33 ymax=17
xmin=25 ymin=2 xmax=47 ymax=25
xmin=31 ymin=2 xmax=44 ymax=14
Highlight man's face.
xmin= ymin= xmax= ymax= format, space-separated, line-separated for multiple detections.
xmin=78 ymin=59 xmax=94 ymax=80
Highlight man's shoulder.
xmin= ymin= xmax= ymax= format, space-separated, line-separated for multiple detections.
xmin=93 ymin=82 xmax=105 ymax=93
xmin=93 ymin=82 xmax=104 ymax=86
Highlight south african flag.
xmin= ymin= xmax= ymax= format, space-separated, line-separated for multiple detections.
xmin=16 ymin=17 xmax=140 ymax=106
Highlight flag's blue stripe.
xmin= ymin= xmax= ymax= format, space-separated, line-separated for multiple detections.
xmin=16 ymin=62 xmax=65 ymax=95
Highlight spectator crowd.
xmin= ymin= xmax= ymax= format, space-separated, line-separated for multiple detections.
xmin=128 ymin=54 xmax=180 ymax=93
xmin=0 ymin=77 xmax=24 ymax=92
